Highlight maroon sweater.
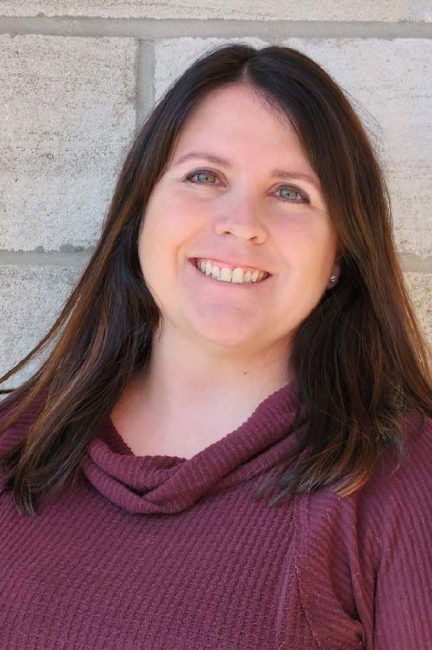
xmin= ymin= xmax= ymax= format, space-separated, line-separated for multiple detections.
xmin=1 ymin=381 xmax=431 ymax=649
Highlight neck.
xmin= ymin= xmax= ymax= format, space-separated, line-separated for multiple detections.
xmin=135 ymin=322 xmax=293 ymax=424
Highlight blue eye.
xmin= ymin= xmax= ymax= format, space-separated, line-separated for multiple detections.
xmin=276 ymin=186 xmax=308 ymax=203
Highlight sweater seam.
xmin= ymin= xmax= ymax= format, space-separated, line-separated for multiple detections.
xmin=293 ymin=495 xmax=323 ymax=649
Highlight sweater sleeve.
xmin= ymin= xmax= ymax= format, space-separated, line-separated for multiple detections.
xmin=292 ymin=412 xmax=432 ymax=650
xmin=0 ymin=391 xmax=47 ymax=494
xmin=366 ymin=414 xmax=432 ymax=649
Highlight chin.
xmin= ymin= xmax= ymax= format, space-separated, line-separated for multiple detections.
xmin=189 ymin=322 xmax=266 ymax=350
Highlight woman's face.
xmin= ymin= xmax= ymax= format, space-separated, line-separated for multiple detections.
xmin=138 ymin=83 xmax=340 ymax=356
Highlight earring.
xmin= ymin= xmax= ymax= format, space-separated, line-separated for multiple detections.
xmin=329 ymin=275 xmax=337 ymax=285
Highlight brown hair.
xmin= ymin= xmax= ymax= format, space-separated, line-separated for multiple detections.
xmin=1 ymin=43 xmax=431 ymax=516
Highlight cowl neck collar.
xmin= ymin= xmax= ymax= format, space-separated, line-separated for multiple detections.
xmin=81 ymin=380 xmax=299 ymax=515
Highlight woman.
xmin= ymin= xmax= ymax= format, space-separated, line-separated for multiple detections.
xmin=0 ymin=43 xmax=431 ymax=649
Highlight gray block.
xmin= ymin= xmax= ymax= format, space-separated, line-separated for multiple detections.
xmin=0 ymin=0 xmax=420 ymax=21
xmin=0 ymin=35 xmax=138 ymax=251
xmin=0 ymin=263 xmax=82 ymax=389
xmin=405 ymin=272 xmax=432 ymax=349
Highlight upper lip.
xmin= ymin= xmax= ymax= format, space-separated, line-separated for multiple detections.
xmin=191 ymin=257 xmax=270 ymax=275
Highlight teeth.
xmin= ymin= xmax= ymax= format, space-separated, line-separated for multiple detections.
xmin=232 ymin=268 xmax=244 ymax=283
xmin=196 ymin=259 xmax=266 ymax=284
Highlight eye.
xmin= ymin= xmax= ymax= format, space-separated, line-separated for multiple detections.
xmin=275 ymin=185 xmax=309 ymax=203
xmin=184 ymin=169 xmax=309 ymax=204
xmin=185 ymin=169 xmax=220 ymax=185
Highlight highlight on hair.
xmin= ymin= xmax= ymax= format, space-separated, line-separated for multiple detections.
xmin=1 ymin=43 xmax=431 ymax=516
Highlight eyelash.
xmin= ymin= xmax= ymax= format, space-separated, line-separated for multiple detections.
xmin=184 ymin=169 xmax=310 ymax=204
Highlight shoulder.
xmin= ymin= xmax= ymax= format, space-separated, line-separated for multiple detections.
xmin=371 ymin=409 xmax=432 ymax=481
xmin=0 ymin=390 xmax=47 ymax=455
xmin=0 ymin=390 xmax=49 ymax=499
xmin=296 ymin=410 xmax=432 ymax=566
xmin=299 ymin=410 xmax=432 ymax=533
xmin=354 ymin=411 xmax=432 ymax=573
xmin=357 ymin=410 xmax=432 ymax=531
xmin=290 ymin=410 xmax=432 ymax=648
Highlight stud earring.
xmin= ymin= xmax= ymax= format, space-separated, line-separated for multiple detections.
xmin=329 ymin=275 xmax=337 ymax=285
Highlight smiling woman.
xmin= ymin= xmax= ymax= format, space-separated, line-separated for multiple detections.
xmin=0 ymin=43 xmax=432 ymax=650
xmin=134 ymin=83 xmax=339 ymax=404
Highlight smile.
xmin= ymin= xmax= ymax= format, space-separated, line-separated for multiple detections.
xmin=190 ymin=259 xmax=272 ymax=287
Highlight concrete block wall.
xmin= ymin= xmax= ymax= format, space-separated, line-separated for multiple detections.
xmin=0 ymin=3 xmax=431 ymax=389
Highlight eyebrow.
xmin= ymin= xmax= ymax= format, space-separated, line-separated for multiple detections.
xmin=172 ymin=152 xmax=321 ymax=190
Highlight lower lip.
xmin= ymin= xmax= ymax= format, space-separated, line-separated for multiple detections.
xmin=189 ymin=259 xmax=272 ymax=288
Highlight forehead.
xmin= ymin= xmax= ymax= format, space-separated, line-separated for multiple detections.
xmin=170 ymin=84 xmax=313 ymax=173
xmin=184 ymin=84 xmax=294 ymax=132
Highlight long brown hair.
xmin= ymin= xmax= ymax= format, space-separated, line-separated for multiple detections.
xmin=1 ymin=43 xmax=431 ymax=516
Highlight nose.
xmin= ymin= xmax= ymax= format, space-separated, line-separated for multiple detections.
xmin=214 ymin=192 xmax=267 ymax=243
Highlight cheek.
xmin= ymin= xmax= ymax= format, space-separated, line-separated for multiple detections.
xmin=137 ymin=227 xmax=171 ymax=309
xmin=138 ymin=204 xmax=186 ymax=284
xmin=278 ymin=223 xmax=337 ymax=288
xmin=137 ymin=212 xmax=167 ymax=283
xmin=146 ymin=191 xmax=200 ymax=242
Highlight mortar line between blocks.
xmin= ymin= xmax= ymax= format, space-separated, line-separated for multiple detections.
xmin=0 ymin=250 xmax=93 ymax=267
xmin=0 ymin=250 xmax=431 ymax=272
xmin=0 ymin=17 xmax=431 ymax=39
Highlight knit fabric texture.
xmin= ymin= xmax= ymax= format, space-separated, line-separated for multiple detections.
xmin=1 ymin=382 xmax=431 ymax=649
